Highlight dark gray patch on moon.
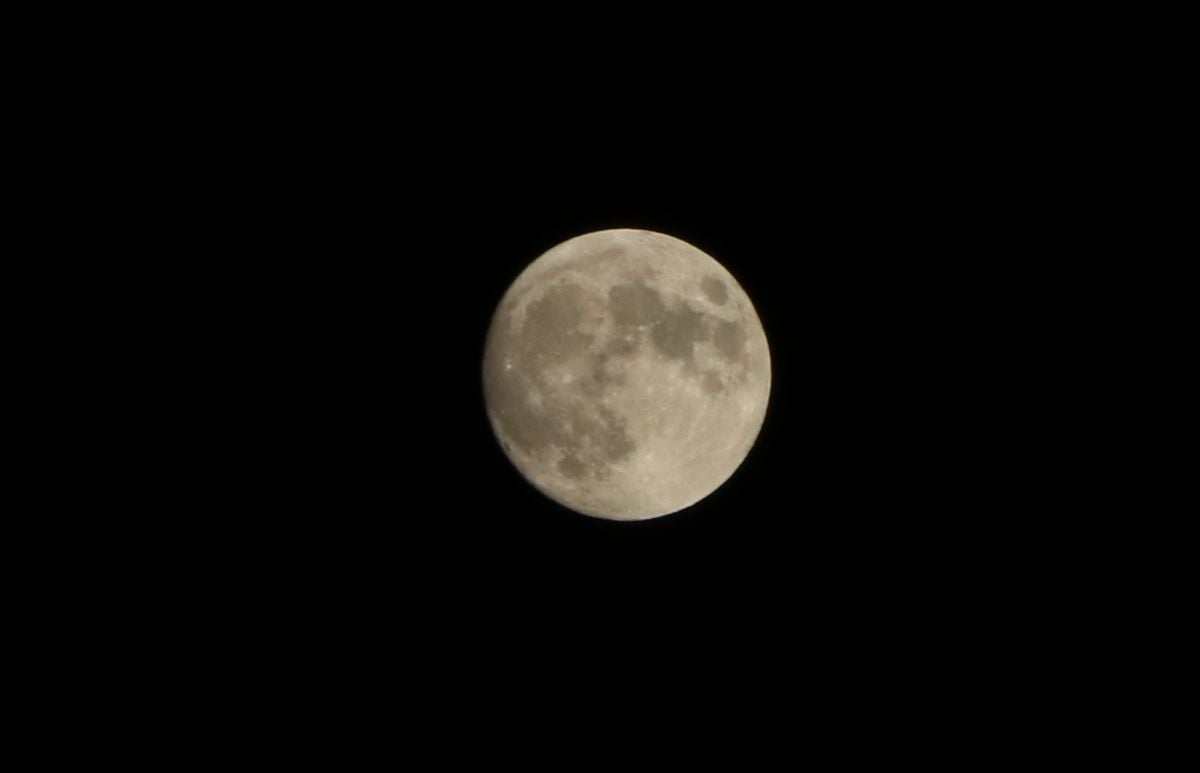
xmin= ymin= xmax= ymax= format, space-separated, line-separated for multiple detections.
xmin=609 ymin=280 xmax=714 ymax=364
xmin=713 ymin=319 xmax=747 ymax=363
xmin=590 ymin=405 xmax=637 ymax=463
xmin=608 ymin=282 xmax=665 ymax=327
xmin=558 ymin=454 xmax=587 ymax=479
xmin=650 ymin=305 xmax=708 ymax=362
xmin=701 ymin=276 xmax=728 ymax=305
xmin=605 ymin=335 xmax=639 ymax=357
xmin=578 ymin=354 xmax=626 ymax=398
xmin=523 ymin=283 xmax=593 ymax=359
xmin=593 ymin=246 xmax=625 ymax=263
xmin=702 ymin=371 xmax=724 ymax=394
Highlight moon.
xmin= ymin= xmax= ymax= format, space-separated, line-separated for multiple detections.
xmin=482 ymin=229 xmax=771 ymax=521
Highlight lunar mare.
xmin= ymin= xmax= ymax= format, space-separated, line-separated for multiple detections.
xmin=483 ymin=229 xmax=771 ymax=521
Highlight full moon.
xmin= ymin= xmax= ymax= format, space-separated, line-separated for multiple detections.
xmin=483 ymin=229 xmax=771 ymax=521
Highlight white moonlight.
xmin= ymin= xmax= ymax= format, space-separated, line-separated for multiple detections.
xmin=482 ymin=229 xmax=771 ymax=521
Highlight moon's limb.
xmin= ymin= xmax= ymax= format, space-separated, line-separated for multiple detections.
xmin=483 ymin=229 xmax=771 ymax=521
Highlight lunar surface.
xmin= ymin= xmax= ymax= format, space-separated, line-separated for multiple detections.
xmin=482 ymin=229 xmax=771 ymax=521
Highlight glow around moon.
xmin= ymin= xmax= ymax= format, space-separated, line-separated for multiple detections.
xmin=483 ymin=229 xmax=771 ymax=521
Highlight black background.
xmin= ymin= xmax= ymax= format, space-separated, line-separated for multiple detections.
xmin=100 ymin=11 xmax=1064 ymax=721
